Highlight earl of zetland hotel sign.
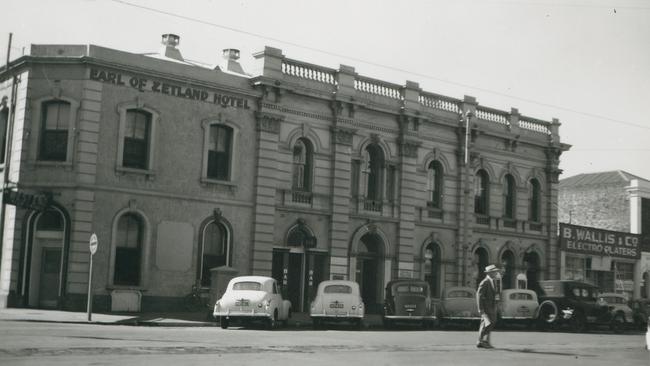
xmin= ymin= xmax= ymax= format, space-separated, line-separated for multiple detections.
xmin=560 ymin=223 xmax=641 ymax=260
xmin=89 ymin=68 xmax=251 ymax=109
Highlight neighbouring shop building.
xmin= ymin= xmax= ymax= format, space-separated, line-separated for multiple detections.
xmin=558 ymin=171 xmax=650 ymax=299
xmin=0 ymin=34 xmax=569 ymax=313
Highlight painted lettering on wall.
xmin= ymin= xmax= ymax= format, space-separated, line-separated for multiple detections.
xmin=89 ymin=68 xmax=250 ymax=109
xmin=560 ymin=223 xmax=641 ymax=259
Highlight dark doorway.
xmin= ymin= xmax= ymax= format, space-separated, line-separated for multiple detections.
xmin=524 ymin=251 xmax=541 ymax=292
xmin=424 ymin=242 xmax=441 ymax=297
xmin=501 ymin=250 xmax=515 ymax=290
xmin=271 ymin=249 xmax=328 ymax=312
xmin=474 ymin=247 xmax=489 ymax=287
xmin=39 ymin=248 xmax=61 ymax=308
xmin=355 ymin=233 xmax=383 ymax=313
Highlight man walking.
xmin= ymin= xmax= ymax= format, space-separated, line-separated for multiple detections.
xmin=476 ymin=264 xmax=500 ymax=349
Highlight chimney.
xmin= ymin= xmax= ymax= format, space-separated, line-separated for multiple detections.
xmin=159 ymin=34 xmax=184 ymax=61
xmin=219 ymin=48 xmax=245 ymax=75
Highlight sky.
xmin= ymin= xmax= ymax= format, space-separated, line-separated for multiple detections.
xmin=2 ymin=0 xmax=649 ymax=181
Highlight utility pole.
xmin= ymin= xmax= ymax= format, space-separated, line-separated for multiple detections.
xmin=0 ymin=33 xmax=14 ymax=266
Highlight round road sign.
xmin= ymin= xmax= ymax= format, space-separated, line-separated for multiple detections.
xmin=89 ymin=233 xmax=98 ymax=255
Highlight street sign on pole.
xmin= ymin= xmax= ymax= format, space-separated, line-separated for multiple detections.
xmin=87 ymin=233 xmax=98 ymax=322
xmin=89 ymin=233 xmax=98 ymax=255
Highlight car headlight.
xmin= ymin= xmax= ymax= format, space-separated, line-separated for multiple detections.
xmin=262 ymin=299 xmax=271 ymax=309
xmin=352 ymin=306 xmax=356 ymax=310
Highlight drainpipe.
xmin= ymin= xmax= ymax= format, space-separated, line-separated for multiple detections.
xmin=0 ymin=33 xmax=15 ymax=268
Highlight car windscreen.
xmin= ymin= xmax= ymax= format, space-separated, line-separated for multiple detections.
xmin=233 ymin=281 xmax=262 ymax=291
xmin=509 ymin=292 xmax=533 ymax=300
xmin=448 ymin=290 xmax=473 ymax=298
xmin=395 ymin=284 xmax=426 ymax=294
xmin=324 ymin=285 xmax=352 ymax=294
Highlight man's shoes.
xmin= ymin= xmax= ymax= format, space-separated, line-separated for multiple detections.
xmin=476 ymin=341 xmax=494 ymax=349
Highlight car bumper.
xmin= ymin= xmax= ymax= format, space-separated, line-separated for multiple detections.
xmin=214 ymin=309 xmax=272 ymax=319
xmin=311 ymin=313 xmax=363 ymax=319
xmin=384 ymin=315 xmax=437 ymax=320
xmin=441 ymin=316 xmax=480 ymax=320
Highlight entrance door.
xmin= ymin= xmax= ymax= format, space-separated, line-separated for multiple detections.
xmin=356 ymin=256 xmax=380 ymax=313
xmin=39 ymin=248 xmax=61 ymax=308
xmin=272 ymin=249 xmax=328 ymax=312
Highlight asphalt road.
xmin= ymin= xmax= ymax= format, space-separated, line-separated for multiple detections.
xmin=0 ymin=320 xmax=647 ymax=366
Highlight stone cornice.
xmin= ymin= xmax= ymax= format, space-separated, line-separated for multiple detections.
xmin=255 ymin=111 xmax=284 ymax=134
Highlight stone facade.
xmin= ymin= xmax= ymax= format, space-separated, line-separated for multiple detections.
xmin=0 ymin=36 xmax=569 ymax=313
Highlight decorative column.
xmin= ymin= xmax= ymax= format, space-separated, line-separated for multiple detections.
xmin=545 ymin=145 xmax=563 ymax=280
xmin=396 ymin=115 xmax=420 ymax=279
xmin=251 ymin=111 xmax=283 ymax=275
xmin=329 ymin=126 xmax=355 ymax=279
xmin=456 ymin=95 xmax=477 ymax=286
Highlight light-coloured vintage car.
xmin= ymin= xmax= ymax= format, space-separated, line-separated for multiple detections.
xmin=498 ymin=289 xmax=539 ymax=323
xmin=310 ymin=280 xmax=364 ymax=329
xmin=213 ymin=276 xmax=292 ymax=329
xmin=438 ymin=286 xmax=480 ymax=326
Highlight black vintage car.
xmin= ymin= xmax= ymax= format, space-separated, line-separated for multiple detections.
xmin=535 ymin=280 xmax=627 ymax=333
xmin=382 ymin=279 xmax=437 ymax=329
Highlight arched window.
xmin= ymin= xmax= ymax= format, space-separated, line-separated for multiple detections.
xmin=39 ymin=100 xmax=71 ymax=161
xmin=114 ymin=213 xmax=143 ymax=286
xmin=287 ymin=223 xmax=316 ymax=248
xmin=363 ymin=144 xmax=385 ymax=201
xmin=199 ymin=220 xmax=230 ymax=287
xmin=123 ymin=109 xmax=152 ymax=169
xmin=529 ymin=179 xmax=541 ymax=222
xmin=292 ymin=138 xmax=312 ymax=191
xmin=474 ymin=170 xmax=489 ymax=215
xmin=427 ymin=161 xmax=444 ymax=209
xmin=504 ymin=174 xmax=516 ymax=219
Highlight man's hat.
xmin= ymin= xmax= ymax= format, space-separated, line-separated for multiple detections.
xmin=484 ymin=264 xmax=501 ymax=273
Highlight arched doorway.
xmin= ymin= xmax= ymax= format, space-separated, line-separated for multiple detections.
xmin=271 ymin=220 xmax=326 ymax=312
xmin=474 ymin=247 xmax=489 ymax=287
xmin=423 ymin=242 xmax=441 ymax=297
xmin=356 ymin=233 xmax=384 ymax=313
xmin=24 ymin=207 xmax=68 ymax=308
xmin=524 ymin=251 xmax=541 ymax=292
xmin=501 ymin=250 xmax=515 ymax=290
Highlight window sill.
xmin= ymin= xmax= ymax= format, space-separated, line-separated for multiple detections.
xmin=200 ymin=177 xmax=237 ymax=189
xmin=33 ymin=160 xmax=74 ymax=171
xmin=116 ymin=166 xmax=156 ymax=180
xmin=106 ymin=285 xmax=148 ymax=292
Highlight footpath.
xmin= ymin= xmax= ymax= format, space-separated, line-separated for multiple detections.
xmin=0 ymin=308 xmax=383 ymax=328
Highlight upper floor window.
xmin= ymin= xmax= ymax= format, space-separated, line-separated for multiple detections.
xmin=207 ymin=125 xmax=233 ymax=180
xmin=122 ymin=110 xmax=151 ymax=170
xmin=474 ymin=169 xmax=489 ymax=215
xmin=363 ymin=143 xmax=385 ymax=201
xmin=199 ymin=219 xmax=231 ymax=287
xmin=504 ymin=174 xmax=516 ymax=219
xmin=0 ymin=104 xmax=8 ymax=165
xmin=114 ymin=213 xmax=143 ymax=286
xmin=39 ymin=101 xmax=70 ymax=161
xmin=427 ymin=161 xmax=444 ymax=209
xmin=529 ymin=178 xmax=541 ymax=222
xmin=292 ymin=138 xmax=312 ymax=191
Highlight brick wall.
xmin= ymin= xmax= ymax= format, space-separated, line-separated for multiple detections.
xmin=558 ymin=184 xmax=630 ymax=231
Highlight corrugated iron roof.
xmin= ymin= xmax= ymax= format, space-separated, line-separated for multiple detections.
xmin=559 ymin=170 xmax=649 ymax=188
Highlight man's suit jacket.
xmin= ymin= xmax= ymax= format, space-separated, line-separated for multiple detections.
xmin=476 ymin=276 xmax=497 ymax=320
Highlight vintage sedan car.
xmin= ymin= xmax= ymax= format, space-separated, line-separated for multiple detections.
xmin=438 ymin=286 xmax=480 ymax=327
xmin=535 ymin=280 xmax=629 ymax=333
xmin=497 ymin=289 xmax=539 ymax=324
xmin=310 ymin=280 xmax=364 ymax=329
xmin=597 ymin=293 xmax=634 ymax=328
xmin=213 ymin=276 xmax=291 ymax=329
xmin=382 ymin=279 xmax=436 ymax=329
